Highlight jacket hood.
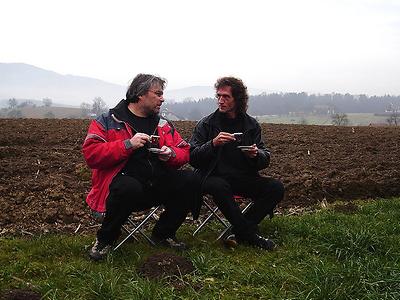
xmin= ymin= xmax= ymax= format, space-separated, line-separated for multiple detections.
xmin=109 ymin=99 xmax=129 ymax=121
xmin=110 ymin=99 xmax=160 ymax=124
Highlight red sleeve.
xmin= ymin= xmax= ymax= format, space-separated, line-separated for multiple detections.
xmin=164 ymin=129 xmax=190 ymax=168
xmin=82 ymin=120 xmax=132 ymax=169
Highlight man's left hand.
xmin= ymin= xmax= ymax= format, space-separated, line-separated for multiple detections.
xmin=242 ymin=144 xmax=258 ymax=158
xmin=158 ymin=146 xmax=172 ymax=161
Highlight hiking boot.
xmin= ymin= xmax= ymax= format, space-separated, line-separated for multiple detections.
xmin=88 ymin=238 xmax=112 ymax=261
xmin=151 ymin=234 xmax=188 ymax=250
xmin=237 ymin=234 xmax=276 ymax=251
xmin=223 ymin=234 xmax=238 ymax=248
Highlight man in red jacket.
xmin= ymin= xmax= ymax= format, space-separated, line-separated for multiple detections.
xmin=83 ymin=74 xmax=194 ymax=260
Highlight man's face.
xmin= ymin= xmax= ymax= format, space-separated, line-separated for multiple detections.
xmin=216 ymin=86 xmax=236 ymax=117
xmin=138 ymin=84 xmax=164 ymax=116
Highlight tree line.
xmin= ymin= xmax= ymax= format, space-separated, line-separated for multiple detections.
xmin=163 ymin=92 xmax=400 ymax=121
xmin=0 ymin=97 xmax=108 ymax=119
xmin=2 ymin=93 xmax=399 ymax=125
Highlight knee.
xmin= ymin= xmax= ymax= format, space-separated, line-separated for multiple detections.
xmin=109 ymin=175 xmax=144 ymax=198
xmin=259 ymin=178 xmax=284 ymax=204
xmin=270 ymin=179 xmax=285 ymax=203
xmin=204 ymin=177 xmax=232 ymax=198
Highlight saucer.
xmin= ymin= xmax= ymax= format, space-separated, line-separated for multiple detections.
xmin=148 ymin=148 xmax=162 ymax=154
xmin=237 ymin=146 xmax=254 ymax=151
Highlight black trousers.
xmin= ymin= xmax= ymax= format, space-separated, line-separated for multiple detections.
xmin=97 ymin=170 xmax=195 ymax=244
xmin=202 ymin=175 xmax=284 ymax=238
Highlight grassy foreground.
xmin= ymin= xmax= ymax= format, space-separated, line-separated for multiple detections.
xmin=1 ymin=198 xmax=399 ymax=299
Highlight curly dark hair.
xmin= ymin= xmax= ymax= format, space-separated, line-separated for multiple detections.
xmin=214 ymin=76 xmax=249 ymax=114
xmin=126 ymin=74 xmax=167 ymax=103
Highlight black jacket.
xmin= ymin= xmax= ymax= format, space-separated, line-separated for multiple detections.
xmin=189 ymin=110 xmax=271 ymax=218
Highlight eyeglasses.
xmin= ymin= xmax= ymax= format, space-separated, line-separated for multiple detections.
xmin=149 ymin=90 xmax=164 ymax=97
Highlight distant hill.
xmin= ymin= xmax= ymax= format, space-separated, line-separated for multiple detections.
xmin=0 ymin=63 xmax=266 ymax=107
xmin=0 ymin=63 xmax=125 ymax=107
xmin=0 ymin=98 xmax=78 ymax=109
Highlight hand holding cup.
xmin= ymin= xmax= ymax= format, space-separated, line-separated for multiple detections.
xmin=158 ymin=145 xmax=172 ymax=161
xmin=129 ymin=133 xmax=150 ymax=150
xmin=240 ymin=144 xmax=258 ymax=158
xmin=212 ymin=132 xmax=236 ymax=147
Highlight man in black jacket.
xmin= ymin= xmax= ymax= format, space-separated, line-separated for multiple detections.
xmin=189 ymin=76 xmax=284 ymax=250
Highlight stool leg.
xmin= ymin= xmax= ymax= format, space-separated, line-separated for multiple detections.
xmin=193 ymin=201 xmax=229 ymax=236
xmin=114 ymin=206 xmax=160 ymax=250
xmin=122 ymin=222 xmax=139 ymax=242
xmin=216 ymin=201 xmax=254 ymax=241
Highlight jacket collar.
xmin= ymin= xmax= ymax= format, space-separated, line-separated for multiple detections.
xmin=205 ymin=109 xmax=257 ymax=132
xmin=110 ymin=99 xmax=169 ymax=129
xmin=110 ymin=99 xmax=161 ymax=124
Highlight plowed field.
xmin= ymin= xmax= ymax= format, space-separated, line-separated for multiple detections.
xmin=1 ymin=119 xmax=399 ymax=235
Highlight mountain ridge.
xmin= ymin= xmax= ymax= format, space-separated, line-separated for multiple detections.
xmin=0 ymin=63 xmax=266 ymax=107
xmin=0 ymin=63 xmax=125 ymax=107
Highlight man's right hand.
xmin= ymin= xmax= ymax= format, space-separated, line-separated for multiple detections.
xmin=212 ymin=132 xmax=235 ymax=147
xmin=129 ymin=133 xmax=150 ymax=150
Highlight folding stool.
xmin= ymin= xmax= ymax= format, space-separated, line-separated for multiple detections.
xmin=192 ymin=195 xmax=253 ymax=240
xmin=91 ymin=205 xmax=163 ymax=250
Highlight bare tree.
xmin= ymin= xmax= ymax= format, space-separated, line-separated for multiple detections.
xmin=91 ymin=97 xmax=108 ymax=117
xmin=42 ymin=98 xmax=53 ymax=107
xmin=331 ymin=113 xmax=349 ymax=126
xmin=80 ymin=102 xmax=92 ymax=118
xmin=8 ymin=98 xmax=17 ymax=109
xmin=386 ymin=104 xmax=399 ymax=126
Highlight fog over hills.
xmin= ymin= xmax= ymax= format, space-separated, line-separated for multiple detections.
xmin=0 ymin=63 xmax=126 ymax=107
xmin=0 ymin=63 xmax=266 ymax=108
xmin=164 ymin=86 xmax=215 ymax=102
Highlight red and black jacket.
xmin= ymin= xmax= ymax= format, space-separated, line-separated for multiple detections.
xmin=82 ymin=100 xmax=189 ymax=212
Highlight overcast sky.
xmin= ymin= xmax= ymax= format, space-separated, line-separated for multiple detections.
xmin=1 ymin=0 xmax=400 ymax=95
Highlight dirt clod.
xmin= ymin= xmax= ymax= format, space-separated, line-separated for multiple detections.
xmin=138 ymin=252 xmax=195 ymax=280
xmin=0 ymin=289 xmax=41 ymax=300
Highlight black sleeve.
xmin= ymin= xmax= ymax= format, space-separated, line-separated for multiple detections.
xmin=248 ymin=122 xmax=271 ymax=170
xmin=189 ymin=120 xmax=217 ymax=169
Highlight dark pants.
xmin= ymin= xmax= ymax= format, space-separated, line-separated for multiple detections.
xmin=202 ymin=175 xmax=284 ymax=238
xmin=97 ymin=170 xmax=195 ymax=244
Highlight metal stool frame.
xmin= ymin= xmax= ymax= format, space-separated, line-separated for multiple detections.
xmin=92 ymin=205 xmax=162 ymax=251
xmin=193 ymin=195 xmax=253 ymax=240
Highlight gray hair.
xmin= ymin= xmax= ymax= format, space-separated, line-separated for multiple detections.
xmin=126 ymin=74 xmax=167 ymax=103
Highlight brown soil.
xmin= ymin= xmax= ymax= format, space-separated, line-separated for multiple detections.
xmin=0 ymin=288 xmax=41 ymax=300
xmin=1 ymin=119 xmax=399 ymax=235
xmin=138 ymin=252 xmax=194 ymax=280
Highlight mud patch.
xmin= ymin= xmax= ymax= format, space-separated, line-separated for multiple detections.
xmin=0 ymin=289 xmax=42 ymax=300
xmin=138 ymin=252 xmax=195 ymax=280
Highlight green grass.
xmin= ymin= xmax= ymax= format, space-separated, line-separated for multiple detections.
xmin=256 ymin=113 xmax=389 ymax=125
xmin=1 ymin=198 xmax=399 ymax=299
